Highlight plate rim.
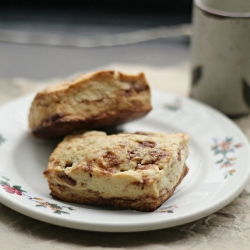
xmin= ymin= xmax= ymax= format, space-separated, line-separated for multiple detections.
xmin=0 ymin=90 xmax=250 ymax=232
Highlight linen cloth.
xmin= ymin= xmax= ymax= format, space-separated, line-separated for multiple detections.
xmin=0 ymin=62 xmax=250 ymax=250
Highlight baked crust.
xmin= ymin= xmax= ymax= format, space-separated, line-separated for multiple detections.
xmin=28 ymin=70 xmax=152 ymax=138
xmin=44 ymin=131 xmax=190 ymax=212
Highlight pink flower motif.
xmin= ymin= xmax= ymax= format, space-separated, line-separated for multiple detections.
xmin=221 ymin=163 xmax=234 ymax=168
xmin=211 ymin=137 xmax=242 ymax=178
xmin=234 ymin=143 xmax=243 ymax=148
xmin=2 ymin=185 xmax=15 ymax=194
xmin=219 ymin=141 xmax=232 ymax=151
xmin=2 ymin=185 xmax=22 ymax=196
xmin=1 ymin=177 xmax=74 ymax=215
xmin=15 ymin=189 xmax=22 ymax=196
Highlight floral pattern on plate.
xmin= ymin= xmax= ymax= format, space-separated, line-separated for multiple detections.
xmin=156 ymin=205 xmax=178 ymax=213
xmin=0 ymin=134 xmax=6 ymax=146
xmin=0 ymin=176 xmax=75 ymax=215
xmin=1 ymin=91 xmax=250 ymax=232
xmin=0 ymin=175 xmax=178 ymax=214
xmin=164 ymin=98 xmax=182 ymax=111
xmin=211 ymin=137 xmax=243 ymax=179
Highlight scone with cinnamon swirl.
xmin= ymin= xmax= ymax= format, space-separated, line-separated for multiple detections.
xmin=44 ymin=130 xmax=189 ymax=212
xmin=28 ymin=70 xmax=152 ymax=138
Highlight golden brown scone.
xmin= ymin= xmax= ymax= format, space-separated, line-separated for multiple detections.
xmin=28 ymin=70 xmax=152 ymax=138
xmin=44 ymin=131 xmax=189 ymax=212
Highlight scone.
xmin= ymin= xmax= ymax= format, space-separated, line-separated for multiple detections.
xmin=44 ymin=131 xmax=189 ymax=212
xmin=29 ymin=70 xmax=152 ymax=138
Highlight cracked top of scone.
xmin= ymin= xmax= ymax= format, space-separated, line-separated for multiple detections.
xmin=47 ymin=131 xmax=189 ymax=183
xmin=28 ymin=70 xmax=152 ymax=138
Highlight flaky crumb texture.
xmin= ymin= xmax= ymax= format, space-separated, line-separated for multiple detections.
xmin=44 ymin=131 xmax=189 ymax=211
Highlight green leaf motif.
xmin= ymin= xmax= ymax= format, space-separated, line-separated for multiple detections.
xmin=216 ymin=159 xmax=224 ymax=164
xmin=50 ymin=204 xmax=62 ymax=209
xmin=167 ymin=106 xmax=178 ymax=111
xmin=13 ymin=185 xmax=27 ymax=193
xmin=0 ymin=135 xmax=6 ymax=146
xmin=212 ymin=138 xmax=242 ymax=179
xmin=163 ymin=205 xmax=173 ymax=210
xmin=214 ymin=150 xmax=222 ymax=155
xmin=0 ymin=181 xmax=9 ymax=186
xmin=0 ymin=176 xmax=75 ymax=215
xmin=60 ymin=211 xmax=70 ymax=214
xmin=221 ymin=150 xmax=228 ymax=155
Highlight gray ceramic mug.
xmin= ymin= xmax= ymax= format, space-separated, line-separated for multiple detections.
xmin=191 ymin=0 xmax=250 ymax=117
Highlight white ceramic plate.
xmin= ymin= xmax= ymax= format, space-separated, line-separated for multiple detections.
xmin=0 ymin=90 xmax=250 ymax=232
